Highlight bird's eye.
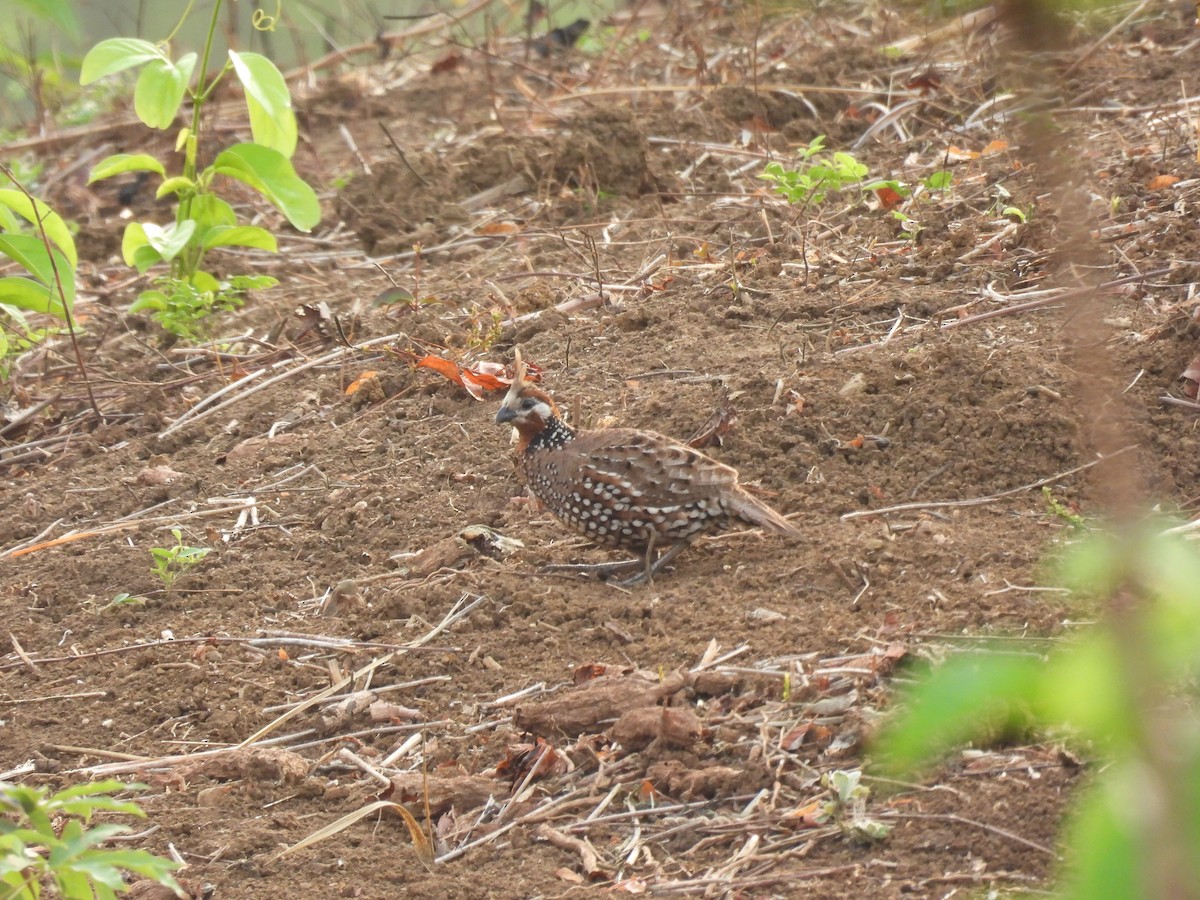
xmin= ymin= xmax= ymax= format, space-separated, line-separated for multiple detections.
xmin=520 ymin=397 xmax=538 ymax=410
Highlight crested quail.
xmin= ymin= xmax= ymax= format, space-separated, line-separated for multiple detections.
xmin=495 ymin=350 xmax=801 ymax=584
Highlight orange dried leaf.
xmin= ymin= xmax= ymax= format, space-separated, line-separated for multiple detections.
xmin=278 ymin=648 xmax=289 ymax=661
xmin=981 ymin=139 xmax=1010 ymax=155
xmin=782 ymin=798 xmax=825 ymax=829
xmin=1148 ymin=174 xmax=1180 ymax=191
xmin=477 ymin=221 xmax=522 ymax=236
xmin=345 ymin=370 xmax=380 ymax=396
xmin=946 ymin=145 xmax=979 ymax=161
xmin=573 ymin=663 xmax=609 ymax=684
xmin=415 ymin=353 xmax=539 ymax=400
xmin=848 ymin=434 xmax=866 ymax=449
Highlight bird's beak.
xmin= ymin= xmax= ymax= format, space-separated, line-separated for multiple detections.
xmin=495 ymin=406 xmax=516 ymax=425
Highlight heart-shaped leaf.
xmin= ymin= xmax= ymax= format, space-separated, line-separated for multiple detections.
xmin=211 ymin=144 xmax=319 ymax=231
xmin=80 ymin=38 xmax=165 ymax=84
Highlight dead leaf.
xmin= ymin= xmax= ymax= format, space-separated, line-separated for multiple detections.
xmin=345 ymin=370 xmax=379 ymax=396
xmin=573 ymin=663 xmax=610 ymax=684
xmin=875 ymin=185 xmax=905 ymax=210
xmin=981 ymin=139 xmax=1010 ymax=155
xmin=781 ymin=798 xmax=825 ymax=829
xmin=946 ymin=145 xmax=979 ymax=161
xmin=496 ymin=738 xmax=567 ymax=787
xmin=1148 ymin=174 xmax=1180 ymax=191
xmin=430 ymin=52 xmax=463 ymax=74
xmin=610 ymin=705 xmax=703 ymax=751
xmin=1181 ymin=354 xmax=1200 ymax=399
xmin=477 ymin=221 xmax=522 ymax=236
xmin=413 ymin=353 xmax=539 ymax=401
xmin=686 ymin=405 xmax=738 ymax=449
xmin=134 ymin=465 xmax=185 ymax=485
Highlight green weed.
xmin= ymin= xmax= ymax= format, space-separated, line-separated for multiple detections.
xmin=81 ymin=0 xmax=319 ymax=338
xmin=0 ymin=779 xmax=181 ymax=899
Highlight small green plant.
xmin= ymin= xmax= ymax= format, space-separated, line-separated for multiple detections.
xmin=816 ymin=769 xmax=892 ymax=843
xmin=150 ymin=528 xmax=210 ymax=591
xmin=0 ymin=181 xmax=77 ymax=323
xmin=1043 ymin=486 xmax=1087 ymax=530
xmin=0 ymin=173 xmax=79 ymax=376
xmin=760 ymin=136 xmax=905 ymax=207
xmin=80 ymin=0 xmax=319 ymax=338
xmin=876 ymin=530 xmax=1200 ymax=898
xmin=0 ymin=779 xmax=181 ymax=899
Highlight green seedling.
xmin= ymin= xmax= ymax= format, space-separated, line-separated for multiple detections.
xmin=1043 ymin=486 xmax=1087 ymax=531
xmin=80 ymin=0 xmax=319 ymax=338
xmin=150 ymin=528 xmax=210 ymax=590
xmin=817 ymin=769 xmax=892 ymax=843
xmin=0 ymin=779 xmax=181 ymax=899
xmin=760 ymin=135 xmax=906 ymax=208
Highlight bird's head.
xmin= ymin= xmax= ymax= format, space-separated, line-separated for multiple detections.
xmin=495 ymin=348 xmax=562 ymax=437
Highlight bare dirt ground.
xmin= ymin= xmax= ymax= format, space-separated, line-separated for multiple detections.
xmin=4 ymin=2 xmax=1200 ymax=896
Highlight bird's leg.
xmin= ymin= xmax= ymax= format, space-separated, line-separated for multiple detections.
xmin=640 ymin=532 xmax=658 ymax=584
xmin=615 ymin=540 xmax=690 ymax=588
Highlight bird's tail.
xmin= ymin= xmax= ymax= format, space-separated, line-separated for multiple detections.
xmin=727 ymin=491 xmax=802 ymax=540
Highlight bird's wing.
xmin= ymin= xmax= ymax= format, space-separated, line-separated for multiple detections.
xmin=569 ymin=429 xmax=739 ymax=507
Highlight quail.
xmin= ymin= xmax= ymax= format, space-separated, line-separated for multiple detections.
xmin=495 ymin=350 xmax=801 ymax=584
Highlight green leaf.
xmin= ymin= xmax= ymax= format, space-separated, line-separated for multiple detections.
xmin=200 ymin=224 xmax=277 ymax=251
xmin=228 ymin=50 xmax=297 ymax=157
xmin=190 ymin=194 xmax=237 ymax=228
xmin=1059 ymin=766 xmax=1143 ymax=899
xmin=88 ymin=154 xmax=166 ymax=184
xmin=0 ymin=276 xmax=66 ymax=318
xmin=156 ymin=177 xmax=195 ymax=199
xmin=142 ymin=221 xmax=196 ymax=262
xmin=121 ymin=222 xmax=150 ymax=268
xmin=924 ymin=170 xmax=953 ymax=191
xmin=211 ymin=144 xmax=320 ymax=232
xmin=134 ymin=55 xmax=192 ymax=130
xmin=874 ymin=651 xmax=1043 ymax=775
xmin=0 ymin=235 xmax=74 ymax=310
xmin=228 ymin=274 xmax=278 ymax=291
xmin=80 ymin=38 xmax=165 ymax=84
xmin=1037 ymin=632 xmax=1132 ymax=749
xmin=0 ymin=189 xmax=78 ymax=268
xmin=190 ymin=270 xmax=220 ymax=292
xmin=14 ymin=0 xmax=79 ymax=35
xmin=133 ymin=245 xmax=164 ymax=273
xmin=129 ymin=290 xmax=168 ymax=313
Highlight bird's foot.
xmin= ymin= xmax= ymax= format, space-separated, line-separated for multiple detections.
xmin=539 ymin=558 xmax=644 ymax=579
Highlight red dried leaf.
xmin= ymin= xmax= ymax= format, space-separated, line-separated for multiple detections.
xmin=496 ymin=738 xmax=565 ymax=787
xmin=1148 ymin=174 xmax=1180 ymax=191
xmin=414 ymin=354 xmax=541 ymax=401
xmin=875 ymin=186 xmax=905 ymax=210
xmin=573 ymin=663 xmax=609 ymax=684
xmin=430 ymin=52 xmax=464 ymax=74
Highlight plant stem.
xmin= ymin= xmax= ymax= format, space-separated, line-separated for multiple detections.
xmin=175 ymin=0 xmax=224 ymax=280
xmin=0 ymin=163 xmax=100 ymax=418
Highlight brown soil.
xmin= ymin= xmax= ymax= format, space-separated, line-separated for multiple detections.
xmin=4 ymin=3 xmax=1200 ymax=897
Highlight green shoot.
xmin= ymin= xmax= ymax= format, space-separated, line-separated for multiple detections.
xmin=150 ymin=528 xmax=210 ymax=591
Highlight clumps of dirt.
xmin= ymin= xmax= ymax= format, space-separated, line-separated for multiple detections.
xmin=336 ymin=104 xmax=668 ymax=255
xmin=702 ymin=85 xmax=818 ymax=132
xmin=335 ymin=156 xmax=463 ymax=254
xmin=547 ymin=104 xmax=669 ymax=196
